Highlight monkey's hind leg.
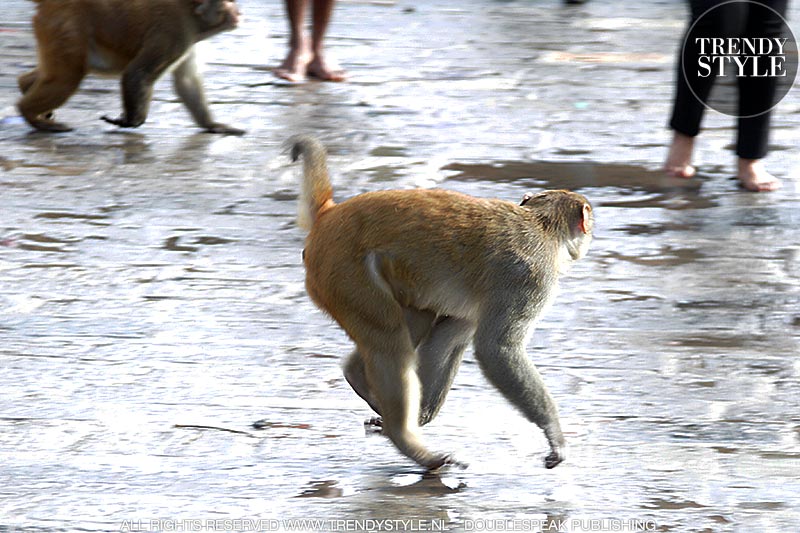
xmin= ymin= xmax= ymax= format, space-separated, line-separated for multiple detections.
xmin=343 ymin=350 xmax=381 ymax=418
xmin=338 ymin=301 xmax=453 ymax=469
xmin=348 ymin=308 xmax=438 ymax=430
xmin=416 ymin=316 xmax=474 ymax=427
xmin=17 ymin=70 xmax=83 ymax=132
xmin=360 ymin=338 xmax=455 ymax=471
xmin=19 ymin=70 xmax=57 ymax=122
xmin=18 ymin=69 xmax=39 ymax=95
xmin=18 ymin=17 xmax=89 ymax=132
xmin=17 ymin=42 xmax=88 ymax=131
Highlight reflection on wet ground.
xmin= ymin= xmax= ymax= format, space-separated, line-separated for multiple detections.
xmin=1 ymin=0 xmax=799 ymax=531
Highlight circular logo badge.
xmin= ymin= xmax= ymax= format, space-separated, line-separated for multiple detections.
xmin=681 ymin=0 xmax=798 ymax=118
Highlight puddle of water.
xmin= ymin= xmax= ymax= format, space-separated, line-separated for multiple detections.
xmin=443 ymin=160 xmax=696 ymax=193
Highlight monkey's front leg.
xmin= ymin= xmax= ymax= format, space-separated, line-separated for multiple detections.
xmin=171 ymin=52 xmax=245 ymax=135
xmin=102 ymin=59 xmax=158 ymax=128
xmin=474 ymin=314 xmax=567 ymax=469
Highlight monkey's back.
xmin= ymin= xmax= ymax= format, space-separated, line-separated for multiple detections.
xmin=33 ymin=0 xmax=195 ymax=72
xmin=303 ymin=188 xmax=557 ymax=318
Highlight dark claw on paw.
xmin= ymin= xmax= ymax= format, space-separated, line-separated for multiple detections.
xmin=205 ymin=123 xmax=245 ymax=136
xmin=544 ymin=451 xmax=564 ymax=469
xmin=444 ymin=455 xmax=469 ymax=470
xmin=363 ymin=416 xmax=383 ymax=428
xmin=101 ymin=115 xmax=130 ymax=127
xmin=427 ymin=454 xmax=468 ymax=472
xmin=363 ymin=417 xmax=383 ymax=434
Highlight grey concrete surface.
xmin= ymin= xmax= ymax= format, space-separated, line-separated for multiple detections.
xmin=1 ymin=0 xmax=799 ymax=531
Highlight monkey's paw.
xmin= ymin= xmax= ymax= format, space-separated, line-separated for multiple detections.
xmin=204 ymin=123 xmax=245 ymax=136
xmin=443 ymin=454 xmax=469 ymax=470
xmin=363 ymin=417 xmax=383 ymax=435
xmin=31 ymin=119 xmax=73 ymax=133
xmin=427 ymin=454 xmax=468 ymax=472
xmin=101 ymin=115 xmax=142 ymax=128
xmin=544 ymin=448 xmax=566 ymax=469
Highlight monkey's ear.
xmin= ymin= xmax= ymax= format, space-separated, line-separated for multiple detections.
xmin=578 ymin=203 xmax=592 ymax=235
xmin=519 ymin=193 xmax=533 ymax=206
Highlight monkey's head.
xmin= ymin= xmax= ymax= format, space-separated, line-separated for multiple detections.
xmin=520 ymin=189 xmax=593 ymax=261
xmin=193 ymin=0 xmax=240 ymax=33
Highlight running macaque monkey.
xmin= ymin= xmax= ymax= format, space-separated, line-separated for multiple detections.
xmin=290 ymin=136 xmax=593 ymax=470
xmin=17 ymin=0 xmax=244 ymax=134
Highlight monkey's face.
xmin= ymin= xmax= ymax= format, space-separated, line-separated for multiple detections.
xmin=194 ymin=0 xmax=240 ymax=32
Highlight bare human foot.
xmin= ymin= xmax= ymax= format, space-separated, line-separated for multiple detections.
xmin=274 ymin=47 xmax=312 ymax=82
xmin=275 ymin=0 xmax=344 ymax=83
xmin=664 ymin=131 xmax=696 ymax=178
xmin=307 ymin=55 xmax=346 ymax=82
xmin=737 ymin=158 xmax=781 ymax=192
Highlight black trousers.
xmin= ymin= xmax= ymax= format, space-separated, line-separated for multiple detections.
xmin=669 ymin=0 xmax=789 ymax=159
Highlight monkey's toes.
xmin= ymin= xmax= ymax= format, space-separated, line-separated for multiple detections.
xmin=101 ymin=115 xmax=125 ymax=126
xmin=544 ymin=450 xmax=565 ymax=469
xmin=444 ymin=454 xmax=469 ymax=470
xmin=24 ymin=114 xmax=72 ymax=132
xmin=101 ymin=115 xmax=141 ymax=128
xmin=36 ymin=122 xmax=73 ymax=133
xmin=364 ymin=416 xmax=383 ymax=428
xmin=425 ymin=454 xmax=468 ymax=472
xmin=363 ymin=416 xmax=383 ymax=435
xmin=34 ymin=121 xmax=73 ymax=133
xmin=205 ymin=123 xmax=245 ymax=136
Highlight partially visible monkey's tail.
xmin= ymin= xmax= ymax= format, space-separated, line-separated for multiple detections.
xmin=287 ymin=135 xmax=335 ymax=232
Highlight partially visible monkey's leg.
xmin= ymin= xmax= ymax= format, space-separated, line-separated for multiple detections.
xmin=403 ymin=307 xmax=436 ymax=348
xmin=171 ymin=52 xmax=245 ymax=135
xmin=349 ymin=308 xmax=435 ymax=429
xmin=334 ymin=298 xmax=451 ymax=468
xmin=102 ymin=48 xmax=165 ymax=128
xmin=473 ymin=308 xmax=566 ymax=469
xmin=360 ymin=337 xmax=452 ymax=470
xmin=343 ymin=350 xmax=381 ymax=416
xmin=17 ymin=71 xmax=83 ymax=132
xmin=19 ymin=70 xmax=57 ymax=121
xmin=416 ymin=316 xmax=473 ymax=426
xmin=17 ymin=13 xmax=88 ymax=132
xmin=18 ymin=69 xmax=39 ymax=94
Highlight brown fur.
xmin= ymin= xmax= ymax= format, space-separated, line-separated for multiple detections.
xmin=18 ymin=0 xmax=243 ymax=134
xmin=290 ymin=135 xmax=593 ymax=470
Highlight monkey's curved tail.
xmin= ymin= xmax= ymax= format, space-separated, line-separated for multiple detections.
xmin=287 ymin=135 xmax=335 ymax=232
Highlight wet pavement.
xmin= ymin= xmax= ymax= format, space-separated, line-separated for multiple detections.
xmin=1 ymin=0 xmax=799 ymax=531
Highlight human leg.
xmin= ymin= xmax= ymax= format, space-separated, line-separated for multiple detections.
xmin=274 ymin=0 xmax=312 ymax=82
xmin=307 ymin=0 xmax=346 ymax=81
xmin=734 ymin=0 xmax=788 ymax=191
xmin=665 ymin=0 xmax=746 ymax=177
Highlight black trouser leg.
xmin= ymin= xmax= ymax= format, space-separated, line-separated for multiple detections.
xmin=735 ymin=0 xmax=788 ymax=159
xmin=669 ymin=0 xmax=748 ymax=137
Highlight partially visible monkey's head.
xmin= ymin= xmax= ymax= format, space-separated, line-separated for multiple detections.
xmin=520 ymin=189 xmax=593 ymax=261
xmin=193 ymin=0 xmax=240 ymax=32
